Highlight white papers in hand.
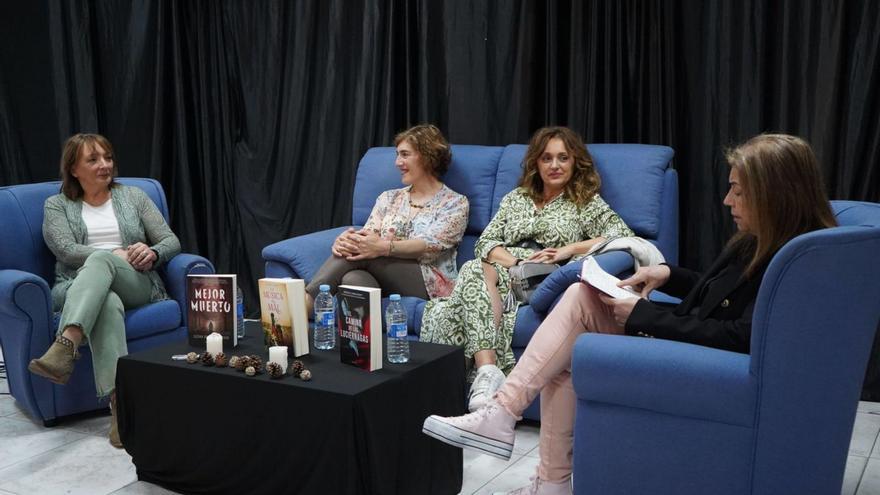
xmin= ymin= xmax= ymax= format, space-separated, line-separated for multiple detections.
xmin=580 ymin=257 xmax=639 ymax=299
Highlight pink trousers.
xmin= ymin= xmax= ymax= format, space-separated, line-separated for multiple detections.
xmin=495 ymin=283 xmax=625 ymax=483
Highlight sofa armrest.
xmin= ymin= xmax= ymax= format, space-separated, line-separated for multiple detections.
xmin=162 ymin=254 xmax=215 ymax=320
xmin=530 ymin=251 xmax=634 ymax=313
xmin=261 ymin=227 xmax=353 ymax=281
xmin=0 ymin=269 xmax=53 ymax=333
xmin=0 ymin=269 xmax=55 ymax=420
xmin=572 ymin=333 xmax=755 ymax=426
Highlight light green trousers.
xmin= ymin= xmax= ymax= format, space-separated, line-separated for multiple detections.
xmin=58 ymin=250 xmax=152 ymax=397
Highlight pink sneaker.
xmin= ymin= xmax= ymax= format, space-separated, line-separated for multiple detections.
xmin=495 ymin=476 xmax=573 ymax=495
xmin=422 ymin=401 xmax=516 ymax=460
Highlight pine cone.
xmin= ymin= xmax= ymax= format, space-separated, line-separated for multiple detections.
xmin=214 ymin=352 xmax=228 ymax=367
xmin=186 ymin=352 xmax=199 ymax=364
xmin=201 ymin=352 xmax=215 ymax=366
xmin=300 ymin=369 xmax=312 ymax=381
xmin=248 ymin=355 xmax=263 ymax=373
xmin=245 ymin=366 xmax=256 ymax=376
xmin=236 ymin=355 xmax=252 ymax=371
xmin=289 ymin=360 xmax=304 ymax=378
xmin=229 ymin=355 xmax=241 ymax=369
xmin=266 ymin=362 xmax=283 ymax=379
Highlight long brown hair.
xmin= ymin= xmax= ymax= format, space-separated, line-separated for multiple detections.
xmin=518 ymin=126 xmax=600 ymax=206
xmin=59 ymin=133 xmax=118 ymax=200
xmin=394 ymin=124 xmax=452 ymax=178
xmin=725 ymin=134 xmax=837 ymax=276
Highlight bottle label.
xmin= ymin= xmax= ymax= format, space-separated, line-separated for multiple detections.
xmin=388 ymin=322 xmax=407 ymax=339
xmin=318 ymin=311 xmax=335 ymax=327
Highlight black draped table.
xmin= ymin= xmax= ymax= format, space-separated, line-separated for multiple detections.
xmin=116 ymin=323 xmax=464 ymax=495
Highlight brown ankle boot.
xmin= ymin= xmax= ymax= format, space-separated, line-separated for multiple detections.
xmin=109 ymin=396 xmax=123 ymax=449
xmin=27 ymin=335 xmax=79 ymax=385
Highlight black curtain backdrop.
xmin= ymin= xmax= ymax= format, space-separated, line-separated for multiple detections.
xmin=1 ymin=1 xmax=879 ymax=317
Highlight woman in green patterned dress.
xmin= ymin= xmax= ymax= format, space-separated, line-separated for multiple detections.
xmin=420 ymin=126 xmax=633 ymax=412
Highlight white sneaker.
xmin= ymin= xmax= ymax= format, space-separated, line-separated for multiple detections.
xmin=494 ymin=476 xmax=573 ymax=495
xmin=422 ymin=401 xmax=516 ymax=460
xmin=468 ymin=364 xmax=505 ymax=412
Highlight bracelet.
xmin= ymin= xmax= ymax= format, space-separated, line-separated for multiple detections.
xmin=388 ymin=240 xmax=394 ymax=256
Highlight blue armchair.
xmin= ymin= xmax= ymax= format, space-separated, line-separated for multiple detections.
xmin=0 ymin=178 xmax=214 ymax=426
xmin=262 ymin=143 xmax=677 ymax=420
xmin=570 ymin=200 xmax=880 ymax=494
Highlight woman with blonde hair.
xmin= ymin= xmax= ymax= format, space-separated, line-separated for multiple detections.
xmin=421 ymin=126 xmax=633 ymax=412
xmin=423 ymin=134 xmax=838 ymax=495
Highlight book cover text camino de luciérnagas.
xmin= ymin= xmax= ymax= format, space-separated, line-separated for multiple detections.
xmin=338 ymin=285 xmax=382 ymax=371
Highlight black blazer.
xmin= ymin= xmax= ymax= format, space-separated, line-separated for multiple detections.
xmin=625 ymin=247 xmax=765 ymax=354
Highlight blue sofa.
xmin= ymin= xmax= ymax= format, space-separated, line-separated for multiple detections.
xmin=262 ymin=144 xmax=677 ymax=420
xmin=0 ymin=178 xmax=214 ymax=426
xmin=570 ymin=200 xmax=880 ymax=494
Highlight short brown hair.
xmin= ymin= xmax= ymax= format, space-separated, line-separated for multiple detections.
xmin=725 ymin=133 xmax=837 ymax=276
xmin=394 ymin=124 xmax=452 ymax=178
xmin=518 ymin=126 xmax=600 ymax=206
xmin=59 ymin=133 xmax=118 ymax=200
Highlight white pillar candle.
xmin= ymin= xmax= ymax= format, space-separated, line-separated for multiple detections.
xmin=269 ymin=346 xmax=288 ymax=373
xmin=206 ymin=332 xmax=223 ymax=356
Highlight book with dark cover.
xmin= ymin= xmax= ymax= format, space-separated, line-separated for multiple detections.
xmin=258 ymin=278 xmax=309 ymax=357
xmin=187 ymin=274 xmax=238 ymax=347
xmin=337 ymin=285 xmax=382 ymax=371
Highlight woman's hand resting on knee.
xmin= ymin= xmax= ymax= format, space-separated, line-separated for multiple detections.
xmin=127 ymin=242 xmax=157 ymax=272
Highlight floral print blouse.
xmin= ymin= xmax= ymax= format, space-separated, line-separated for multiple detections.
xmin=363 ymin=184 xmax=469 ymax=298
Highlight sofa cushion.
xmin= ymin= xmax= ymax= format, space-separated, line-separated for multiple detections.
xmin=443 ymin=145 xmax=503 ymax=234
xmin=0 ymin=183 xmax=58 ymax=283
xmin=492 ymin=145 xmax=528 ymax=218
xmin=52 ymin=299 xmax=181 ymax=341
xmin=588 ymin=144 xmax=674 ymax=238
xmin=833 ymin=200 xmax=880 ymax=228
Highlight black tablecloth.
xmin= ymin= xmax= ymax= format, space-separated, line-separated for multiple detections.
xmin=116 ymin=324 xmax=464 ymax=495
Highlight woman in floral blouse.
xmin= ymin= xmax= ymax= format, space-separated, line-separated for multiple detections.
xmin=420 ymin=126 xmax=633 ymax=412
xmin=305 ymin=124 xmax=469 ymax=313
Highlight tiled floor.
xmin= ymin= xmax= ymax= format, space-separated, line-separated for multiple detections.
xmin=1 ymin=369 xmax=879 ymax=494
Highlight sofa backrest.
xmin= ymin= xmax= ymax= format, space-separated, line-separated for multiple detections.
xmin=0 ymin=178 xmax=170 ymax=284
xmin=352 ymin=143 xmax=677 ymax=266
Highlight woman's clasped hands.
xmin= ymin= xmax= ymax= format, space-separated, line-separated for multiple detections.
xmin=331 ymin=228 xmax=388 ymax=261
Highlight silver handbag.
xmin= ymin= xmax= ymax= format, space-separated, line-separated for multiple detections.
xmin=504 ymin=262 xmax=559 ymax=312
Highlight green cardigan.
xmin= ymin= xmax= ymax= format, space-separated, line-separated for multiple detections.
xmin=42 ymin=184 xmax=182 ymax=310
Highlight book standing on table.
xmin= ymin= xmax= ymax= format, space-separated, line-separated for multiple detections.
xmin=258 ymin=278 xmax=310 ymax=357
xmin=337 ymin=285 xmax=383 ymax=371
xmin=187 ymin=274 xmax=239 ymax=347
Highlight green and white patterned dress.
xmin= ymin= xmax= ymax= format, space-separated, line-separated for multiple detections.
xmin=419 ymin=187 xmax=633 ymax=377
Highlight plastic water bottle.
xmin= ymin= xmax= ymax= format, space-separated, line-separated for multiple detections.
xmin=236 ymin=289 xmax=245 ymax=339
xmin=314 ymin=284 xmax=336 ymax=350
xmin=386 ymin=294 xmax=410 ymax=363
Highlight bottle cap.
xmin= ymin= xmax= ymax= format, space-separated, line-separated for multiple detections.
xmin=389 ymin=294 xmax=401 ymax=301
xmin=319 ymin=284 xmax=330 ymax=292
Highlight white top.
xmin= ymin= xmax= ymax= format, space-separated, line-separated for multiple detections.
xmin=81 ymin=199 xmax=123 ymax=250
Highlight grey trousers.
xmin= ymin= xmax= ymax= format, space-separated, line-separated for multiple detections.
xmin=305 ymin=255 xmax=429 ymax=299
xmin=58 ymin=250 xmax=153 ymax=397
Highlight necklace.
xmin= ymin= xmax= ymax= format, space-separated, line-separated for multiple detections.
xmin=409 ymin=200 xmax=426 ymax=209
